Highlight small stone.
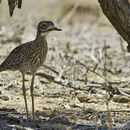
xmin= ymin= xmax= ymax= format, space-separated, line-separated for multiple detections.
xmin=42 ymin=109 xmax=53 ymax=116
xmin=0 ymin=96 xmax=9 ymax=101
xmin=77 ymin=94 xmax=91 ymax=102
xmin=113 ymin=95 xmax=130 ymax=103
xmin=4 ymin=83 xmax=14 ymax=90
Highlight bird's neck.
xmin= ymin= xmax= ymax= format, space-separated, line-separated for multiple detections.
xmin=35 ymin=32 xmax=47 ymax=43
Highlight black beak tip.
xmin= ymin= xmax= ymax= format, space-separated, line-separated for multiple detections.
xmin=55 ymin=27 xmax=62 ymax=31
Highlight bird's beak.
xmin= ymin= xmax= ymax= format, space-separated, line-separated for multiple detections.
xmin=53 ymin=27 xmax=62 ymax=31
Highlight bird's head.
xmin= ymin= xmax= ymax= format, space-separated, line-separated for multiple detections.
xmin=37 ymin=21 xmax=62 ymax=36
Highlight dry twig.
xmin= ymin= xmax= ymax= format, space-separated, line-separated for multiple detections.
xmin=103 ymin=43 xmax=112 ymax=130
xmin=64 ymin=55 xmax=104 ymax=80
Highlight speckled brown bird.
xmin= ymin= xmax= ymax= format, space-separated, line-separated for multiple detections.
xmin=0 ymin=21 xmax=62 ymax=118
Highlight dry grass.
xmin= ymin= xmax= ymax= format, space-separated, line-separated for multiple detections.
xmin=0 ymin=0 xmax=130 ymax=129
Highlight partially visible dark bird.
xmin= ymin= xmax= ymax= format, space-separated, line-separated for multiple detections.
xmin=0 ymin=21 xmax=62 ymax=118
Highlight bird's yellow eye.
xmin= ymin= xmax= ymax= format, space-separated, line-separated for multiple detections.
xmin=41 ymin=23 xmax=48 ymax=30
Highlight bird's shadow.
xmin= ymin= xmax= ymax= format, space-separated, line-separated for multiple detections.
xmin=0 ymin=108 xmax=129 ymax=130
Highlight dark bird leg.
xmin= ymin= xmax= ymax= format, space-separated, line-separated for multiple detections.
xmin=21 ymin=72 xmax=29 ymax=118
xmin=30 ymin=73 xmax=35 ymax=118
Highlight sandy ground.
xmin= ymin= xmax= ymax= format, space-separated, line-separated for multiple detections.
xmin=0 ymin=0 xmax=130 ymax=129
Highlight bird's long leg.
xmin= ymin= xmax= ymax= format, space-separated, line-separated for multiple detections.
xmin=21 ymin=72 xmax=29 ymax=118
xmin=30 ymin=73 xmax=35 ymax=118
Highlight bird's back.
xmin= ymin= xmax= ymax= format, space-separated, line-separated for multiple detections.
xmin=0 ymin=39 xmax=48 ymax=73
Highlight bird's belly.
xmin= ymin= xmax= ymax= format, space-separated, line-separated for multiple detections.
xmin=22 ymin=53 xmax=47 ymax=73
